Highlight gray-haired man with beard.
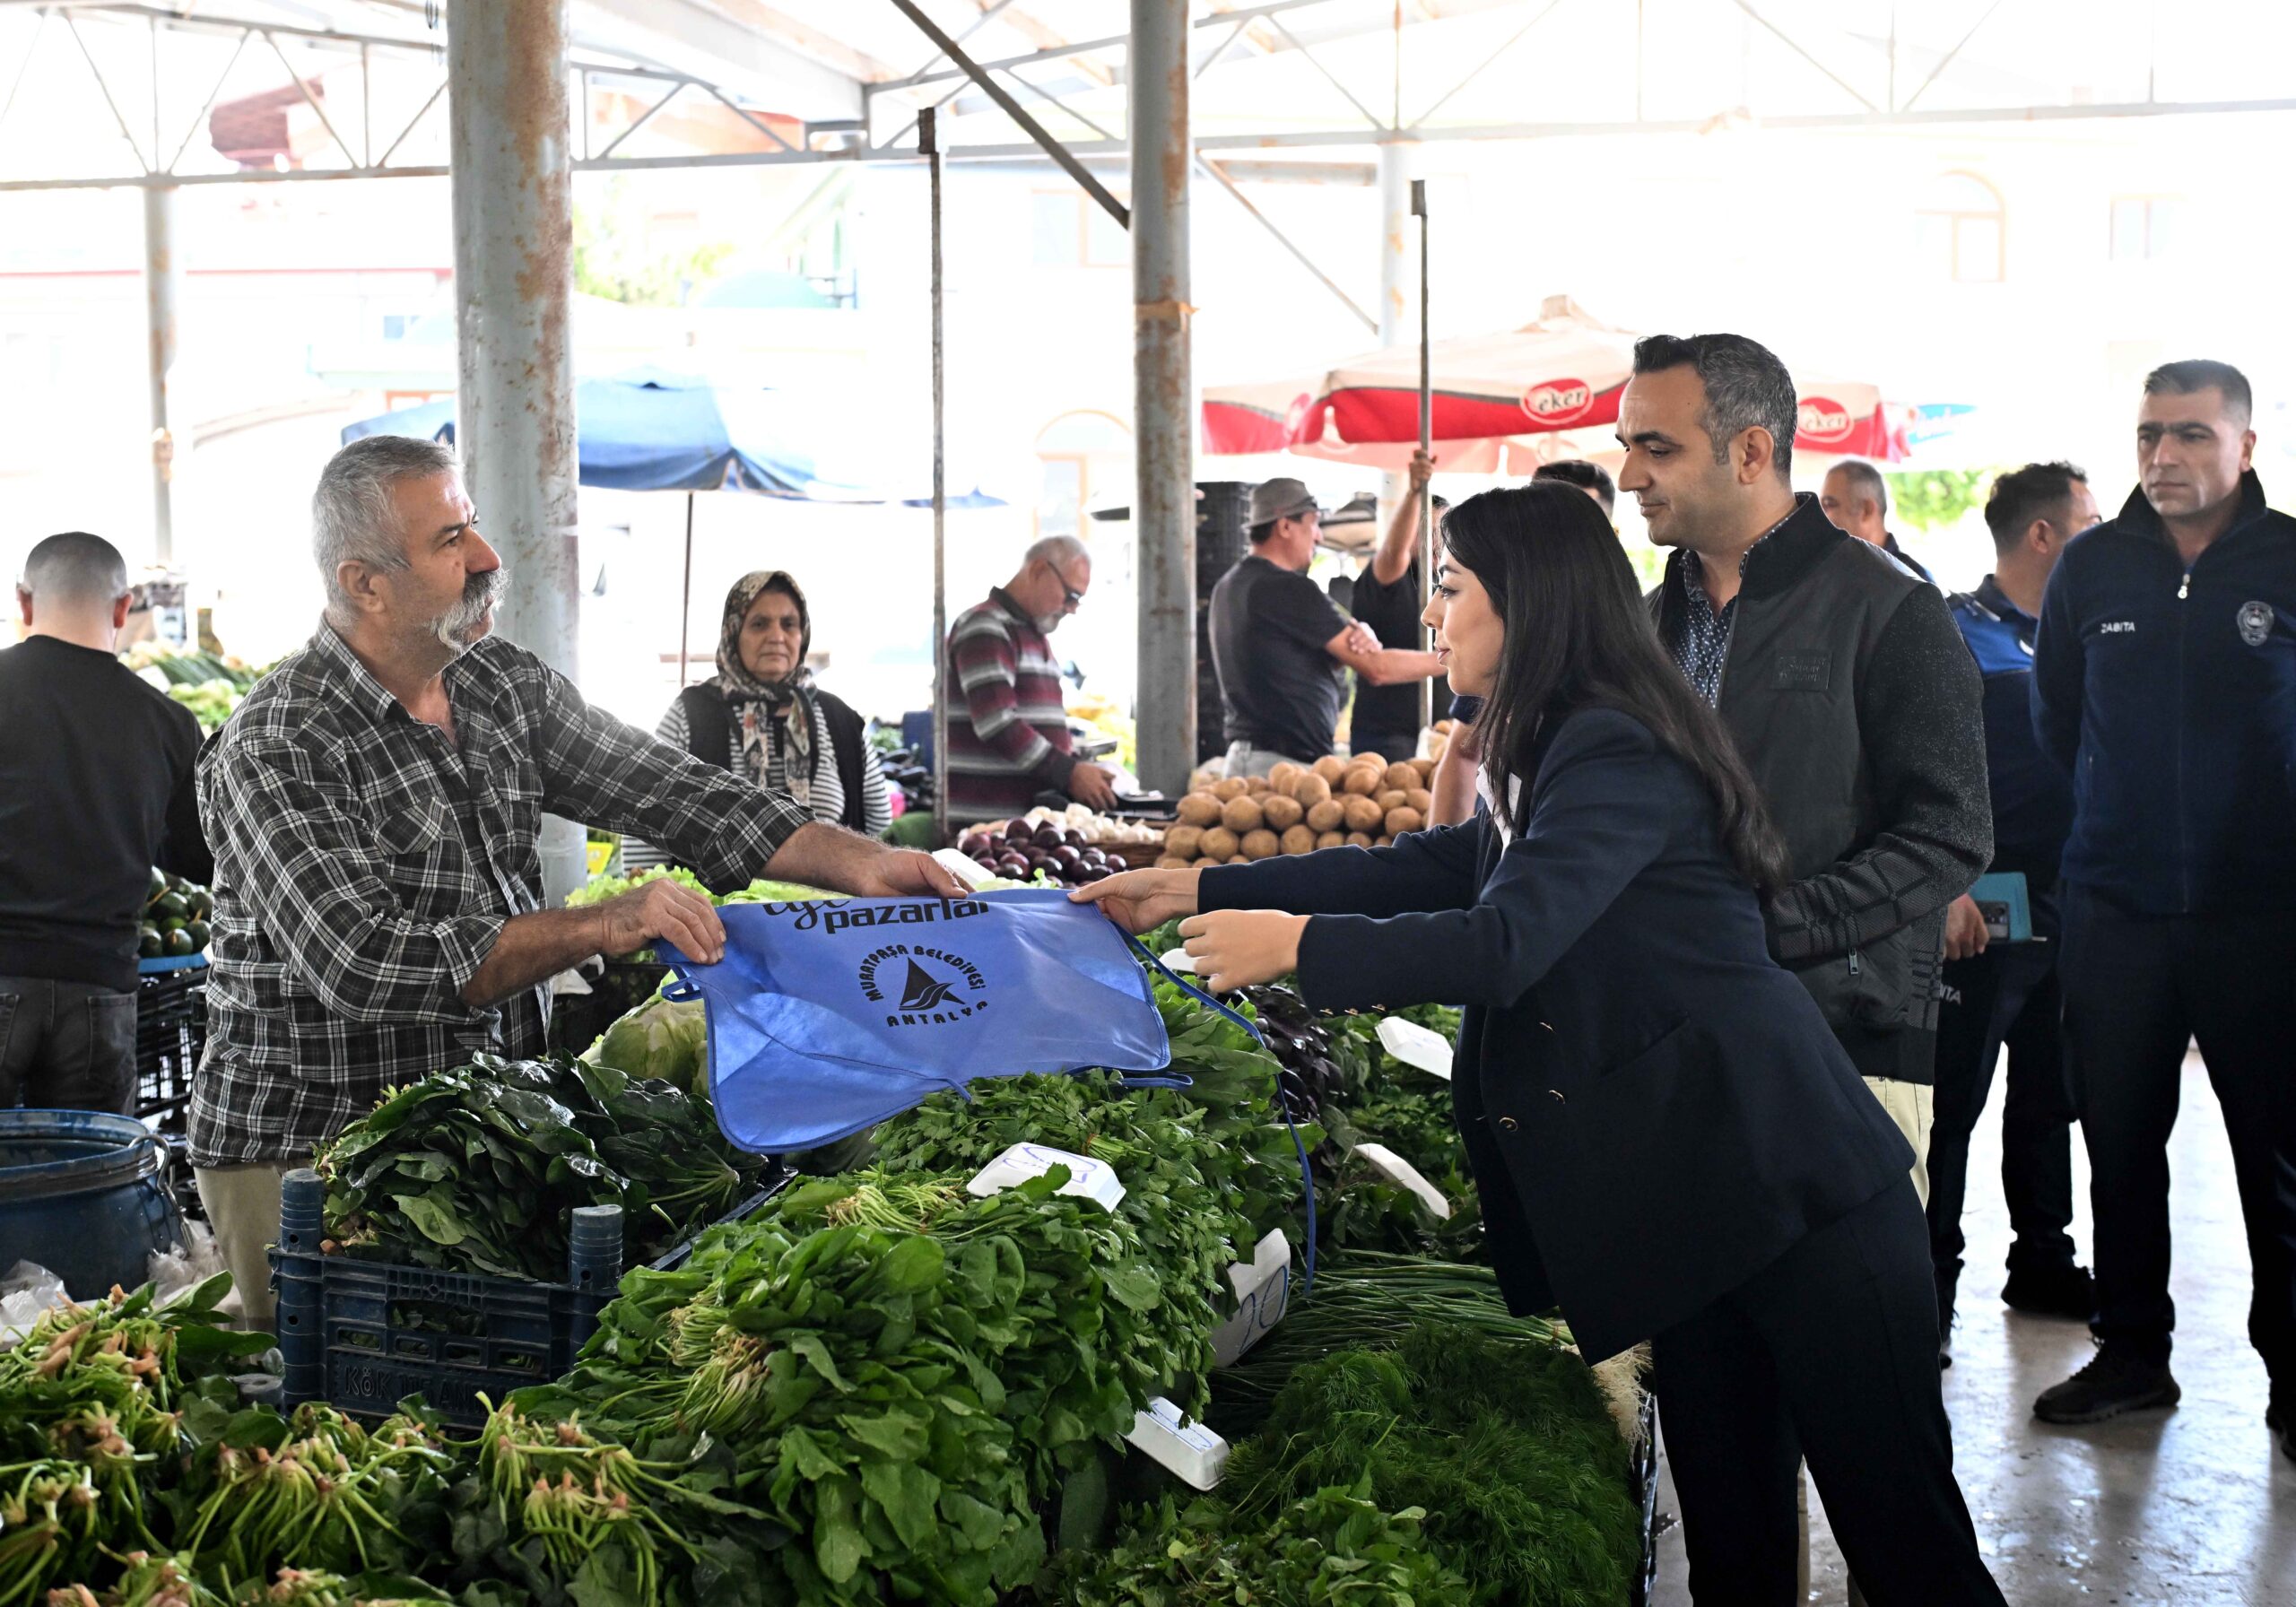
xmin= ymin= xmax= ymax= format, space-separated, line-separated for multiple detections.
xmin=193 ymin=436 xmax=966 ymax=1327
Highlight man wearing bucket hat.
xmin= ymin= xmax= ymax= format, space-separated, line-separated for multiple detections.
xmin=1208 ymin=476 xmax=1444 ymax=776
xmin=190 ymin=435 xmax=967 ymax=1330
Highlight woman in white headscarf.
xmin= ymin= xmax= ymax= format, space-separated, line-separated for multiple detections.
xmin=629 ymin=570 xmax=891 ymax=878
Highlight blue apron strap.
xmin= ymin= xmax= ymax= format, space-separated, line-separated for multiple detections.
xmin=1123 ymin=932 xmax=1267 ymax=1046
xmin=658 ymin=967 xmax=704 ymax=1004
xmin=1121 ymin=928 xmax=1315 ymax=1292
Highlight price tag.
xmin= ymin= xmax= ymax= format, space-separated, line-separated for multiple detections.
xmin=1210 ymin=1229 xmax=1292 ymax=1367
xmin=1377 ymin=1016 xmax=1454 ymax=1080
xmin=1125 ymin=1395 xmax=1230 ymax=1490
xmin=965 ymin=1143 xmax=1126 ymax=1212
xmin=1157 ymin=947 xmax=1196 ymax=975
xmin=1352 ymin=1142 xmax=1452 ymax=1220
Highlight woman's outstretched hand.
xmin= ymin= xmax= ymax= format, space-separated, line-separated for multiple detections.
xmin=1068 ymin=866 xmax=1203 ymax=934
xmin=1177 ymin=910 xmax=1309 ymax=994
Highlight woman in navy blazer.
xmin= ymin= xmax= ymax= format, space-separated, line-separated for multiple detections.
xmin=1079 ymin=483 xmax=2003 ymax=1606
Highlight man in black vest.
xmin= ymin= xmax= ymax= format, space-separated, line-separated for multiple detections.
xmin=2029 ymin=360 xmax=2296 ymax=1460
xmin=1622 ymin=331 xmax=1992 ymax=1597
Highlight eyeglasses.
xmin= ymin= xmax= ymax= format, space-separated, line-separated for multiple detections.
xmin=1056 ymin=569 xmax=1087 ymax=611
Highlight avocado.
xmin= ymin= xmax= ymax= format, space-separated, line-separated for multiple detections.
xmin=184 ymin=920 xmax=211 ymax=951
xmin=187 ymin=890 xmax=213 ymax=920
xmin=151 ymin=891 xmax=189 ymax=923
xmin=163 ymin=928 xmax=196 ymax=957
xmin=138 ymin=925 xmax=163 ymax=959
xmin=146 ymin=868 xmax=168 ymax=904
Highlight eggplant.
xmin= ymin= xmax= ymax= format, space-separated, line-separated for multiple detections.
xmin=959 ymin=830 xmax=993 ymax=857
xmin=1052 ymin=846 xmax=1083 ymax=873
xmin=1063 ymin=828 xmax=1088 ymax=851
xmin=1006 ymin=818 xmax=1034 ymax=840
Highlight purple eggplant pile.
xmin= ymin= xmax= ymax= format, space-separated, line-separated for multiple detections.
xmin=957 ymin=818 xmax=1119 ymax=888
xmin=1237 ymin=984 xmax=1355 ymax=1123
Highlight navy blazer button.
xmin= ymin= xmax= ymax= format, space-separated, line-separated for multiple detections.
xmin=1549 ymin=1090 xmax=1565 ymax=1101
xmin=1498 ymin=1116 xmax=1519 ymax=1131
xmin=1540 ymin=1021 xmax=1554 ymax=1032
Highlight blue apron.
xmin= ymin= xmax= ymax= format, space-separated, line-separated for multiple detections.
xmin=657 ymin=889 xmax=1170 ymax=1152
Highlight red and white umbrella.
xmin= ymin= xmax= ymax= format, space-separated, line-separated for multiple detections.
xmin=1201 ymin=300 xmax=1909 ymax=471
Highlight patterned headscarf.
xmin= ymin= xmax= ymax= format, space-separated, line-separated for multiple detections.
xmin=710 ymin=570 xmax=819 ymax=807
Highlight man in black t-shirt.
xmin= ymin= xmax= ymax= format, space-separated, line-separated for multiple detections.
xmin=1349 ymin=450 xmax=1450 ymax=763
xmin=1 ymin=534 xmax=210 ymax=1113
xmin=1207 ymin=478 xmax=1442 ymax=775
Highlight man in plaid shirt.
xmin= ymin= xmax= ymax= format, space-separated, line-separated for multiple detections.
xmin=193 ymin=435 xmax=964 ymax=1327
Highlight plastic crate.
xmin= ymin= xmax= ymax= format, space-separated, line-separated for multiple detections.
xmin=134 ymin=961 xmax=207 ymax=1130
xmin=546 ymin=959 xmax=670 ymax=1057
xmin=272 ymin=1165 xmax=787 ymax=1427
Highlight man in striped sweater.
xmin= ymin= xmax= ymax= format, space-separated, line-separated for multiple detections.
xmin=944 ymin=535 xmax=1118 ymax=823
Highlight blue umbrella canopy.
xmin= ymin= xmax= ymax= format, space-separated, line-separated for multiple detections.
xmin=343 ymin=371 xmax=1000 ymax=506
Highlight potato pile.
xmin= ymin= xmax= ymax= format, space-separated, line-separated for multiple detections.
xmin=1154 ymin=752 xmax=1439 ymax=869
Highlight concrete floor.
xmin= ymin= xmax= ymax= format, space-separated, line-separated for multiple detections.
xmin=1651 ymin=1051 xmax=2296 ymax=1605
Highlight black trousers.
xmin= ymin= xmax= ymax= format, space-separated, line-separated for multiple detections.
xmin=1928 ymin=936 xmax=2078 ymax=1295
xmin=2058 ymin=887 xmax=2296 ymax=1378
xmin=1652 ymin=1180 xmax=2005 ymax=1607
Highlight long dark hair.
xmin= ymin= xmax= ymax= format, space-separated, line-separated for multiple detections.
xmin=1440 ymin=482 xmax=1789 ymax=893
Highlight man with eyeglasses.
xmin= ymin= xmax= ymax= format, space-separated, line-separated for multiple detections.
xmin=943 ymin=535 xmax=1119 ymax=822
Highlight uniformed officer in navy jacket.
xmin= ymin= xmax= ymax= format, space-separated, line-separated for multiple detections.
xmin=2029 ymin=360 xmax=2296 ymax=1463
xmin=1929 ymin=462 xmax=2103 ymax=1360
xmin=1079 ymin=483 xmax=2008 ymax=1604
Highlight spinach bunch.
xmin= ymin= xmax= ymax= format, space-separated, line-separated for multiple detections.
xmin=315 ymin=1055 xmax=769 ymax=1281
xmin=165 ymin=1404 xmax=458 ymax=1589
xmin=526 ymin=1215 xmax=1046 ymax=1607
xmin=1062 ymin=1480 xmax=1471 ymax=1607
xmin=0 ymin=1278 xmax=270 ymax=1600
xmin=868 ymin=1071 xmax=1256 ymax=1417
xmin=762 ymin=1168 xmax=1172 ymax=1498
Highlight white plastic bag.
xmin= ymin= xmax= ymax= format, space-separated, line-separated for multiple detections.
xmin=0 ymin=1260 xmax=72 ymax=1348
xmin=148 ymin=1220 xmax=230 ymax=1310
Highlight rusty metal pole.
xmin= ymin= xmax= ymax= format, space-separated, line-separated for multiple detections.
xmin=1130 ymin=0 xmax=1194 ymax=797
xmin=448 ymin=0 xmax=586 ymax=905
xmin=923 ymin=107 xmax=949 ymax=849
xmin=142 ymin=183 xmax=179 ymax=566
xmin=1375 ymin=140 xmax=1418 ymax=731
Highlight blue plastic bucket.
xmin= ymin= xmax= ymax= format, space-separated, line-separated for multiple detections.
xmin=0 ymin=1108 xmax=185 ymax=1298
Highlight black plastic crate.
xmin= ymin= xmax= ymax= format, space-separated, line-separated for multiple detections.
xmin=547 ymin=959 xmax=671 ymax=1057
xmin=273 ymin=1165 xmax=787 ymax=1427
xmin=135 ymin=964 xmax=206 ymax=1130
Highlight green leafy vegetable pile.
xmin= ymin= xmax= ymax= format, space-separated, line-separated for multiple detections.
xmin=1224 ymin=1324 xmax=1641 ymax=1607
xmin=0 ymin=1278 xmax=267 ymax=1604
xmin=313 ymin=1054 xmax=771 ymax=1281
xmin=518 ymin=1201 xmax=1053 ymax=1606
xmin=11 ymin=930 xmax=1648 ymax=1607
xmin=1059 ymin=1479 xmax=1473 ymax=1607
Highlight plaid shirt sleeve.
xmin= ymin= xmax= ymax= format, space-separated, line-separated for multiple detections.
xmin=523 ymin=661 xmax=813 ymax=885
xmin=206 ymin=732 xmax=504 ymax=1025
